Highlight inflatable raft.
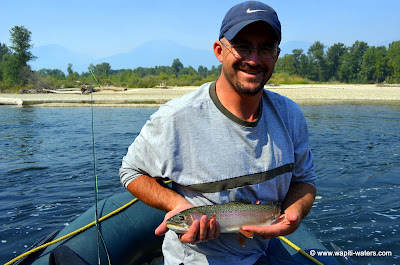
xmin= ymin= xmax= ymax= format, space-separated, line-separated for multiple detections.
xmin=10 ymin=192 xmax=342 ymax=265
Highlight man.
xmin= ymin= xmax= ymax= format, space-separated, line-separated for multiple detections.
xmin=120 ymin=1 xmax=316 ymax=264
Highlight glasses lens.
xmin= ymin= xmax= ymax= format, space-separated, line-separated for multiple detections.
xmin=233 ymin=45 xmax=276 ymax=59
xmin=259 ymin=48 xmax=275 ymax=59
xmin=222 ymin=41 xmax=278 ymax=59
xmin=232 ymin=44 xmax=249 ymax=58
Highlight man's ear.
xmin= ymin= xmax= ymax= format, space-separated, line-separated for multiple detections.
xmin=213 ymin=41 xmax=223 ymax=63
xmin=274 ymin=48 xmax=280 ymax=63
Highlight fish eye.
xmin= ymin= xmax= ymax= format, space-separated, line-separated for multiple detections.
xmin=178 ymin=215 xmax=185 ymax=221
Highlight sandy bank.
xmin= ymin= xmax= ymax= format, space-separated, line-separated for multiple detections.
xmin=0 ymin=84 xmax=399 ymax=107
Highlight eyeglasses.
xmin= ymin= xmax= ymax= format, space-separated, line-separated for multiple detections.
xmin=220 ymin=41 xmax=280 ymax=60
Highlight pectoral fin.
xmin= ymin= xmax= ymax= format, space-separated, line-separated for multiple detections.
xmin=237 ymin=229 xmax=254 ymax=247
xmin=238 ymin=229 xmax=254 ymax=238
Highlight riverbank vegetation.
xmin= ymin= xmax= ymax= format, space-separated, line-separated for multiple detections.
xmin=1 ymin=26 xmax=399 ymax=93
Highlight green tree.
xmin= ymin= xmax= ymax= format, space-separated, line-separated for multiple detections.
xmin=172 ymin=58 xmax=183 ymax=77
xmin=0 ymin=42 xmax=11 ymax=81
xmin=0 ymin=42 xmax=10 ymax=60
xmin=198 ymin=65 xmax=208 ymax=78
xmin=307 ymin=41 xmax=327 ymax=81
xmin=9 ymin=26 xmax=36 ymax=66
xmin=374 ymin=46 xmax=388 ymax=82
xmin=2 ymin=26 xmax=36 ymax=87
xmin=326 ymin=43 xmax=346 ymax=81
xmin=275 ymin=49 xmax=308 ymax=77
xmin=338 ymin=41 xmax=368 ymax=83
xmin=67 ymin=63 xmax=74 ymax=76
xmin=1 ymin=53 xmax=22 ymax=85
xmin=360 ymin=46 xmax=377 ymax=82
xmin=292 ymin=49 xmax=309 ymax=77
xmin=93 ymin=62 xmax=112 ymax=77
xmin=274 ymin=54 xmax=293 ymax=74
xmin=387 ymin=41 xmax=400 ymax=83
xmin=361 ymin=46 xmax=388 ymax=83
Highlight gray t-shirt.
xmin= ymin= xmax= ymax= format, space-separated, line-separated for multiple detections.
xmin=120 ymin=81 xmax=316 ymax=264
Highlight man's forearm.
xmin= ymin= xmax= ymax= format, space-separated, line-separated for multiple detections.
xmin=126 ymin=175 xmax=190 ymax=213
xmin=282 ymin=182 xmax=316 ymax=221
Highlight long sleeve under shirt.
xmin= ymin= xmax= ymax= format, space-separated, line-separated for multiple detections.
xmin=120 ymin=81 xmax=316 ymax=265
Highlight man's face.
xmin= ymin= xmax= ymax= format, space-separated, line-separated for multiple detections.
xmin=220 ymin=22 xmax=280 ymax=96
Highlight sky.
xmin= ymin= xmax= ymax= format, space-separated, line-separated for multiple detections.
xmin=1 ymin=0 xmax=399 ymax=59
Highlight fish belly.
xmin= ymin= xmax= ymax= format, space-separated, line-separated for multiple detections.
xmin=213 ymin=211 xmax=276 ymax=233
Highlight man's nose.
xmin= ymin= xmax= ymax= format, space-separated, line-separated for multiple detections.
xmin=245 ymin=48 xmax=263 ymax=65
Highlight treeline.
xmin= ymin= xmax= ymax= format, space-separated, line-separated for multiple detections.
xmin=275 ymin=40 xmax=400 ymax=84
xmin=1 ymin=25 xmax=400 ymax=93
xmin=52 ymin=59 xmax=223 ymax=89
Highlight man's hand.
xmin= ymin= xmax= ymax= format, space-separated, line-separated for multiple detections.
xmin=242 ymin=182 xmax=316 ymax=239
xmin=155 ymin=204 xmax=221 ymax=244
xmin=241 ymin=211 xmax=300 ymax=239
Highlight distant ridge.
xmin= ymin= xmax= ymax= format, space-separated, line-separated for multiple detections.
xmin=30 ymin=40 xmax=219 ymax=73
xmin=29 ymin=44 xmax=94 ymax=73
xmin=92 ymin=40 xmax=219 ymax=70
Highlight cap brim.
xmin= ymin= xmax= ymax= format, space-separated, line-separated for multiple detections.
xmin=222 ymin=20 xmax=281 ymax=43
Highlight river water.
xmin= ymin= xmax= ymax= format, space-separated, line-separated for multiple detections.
xmin=0 ymin=104 xmax=399 ymax=264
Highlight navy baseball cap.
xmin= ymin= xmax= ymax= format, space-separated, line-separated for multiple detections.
xmin=219 ymin=1 xmax=281 ymax=43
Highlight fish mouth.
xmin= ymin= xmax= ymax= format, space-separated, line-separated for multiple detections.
xmin=166 ymin=222 xmax=190 ymax=233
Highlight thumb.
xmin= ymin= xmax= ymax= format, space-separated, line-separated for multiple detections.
xmin=155 ymin=221 xmax=168 ymax=236
xmin=284 ymin=212 xmax=299 ymax=224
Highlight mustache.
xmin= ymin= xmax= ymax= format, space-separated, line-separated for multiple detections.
xmin=233 ymin=62 xmax=267 ymax=73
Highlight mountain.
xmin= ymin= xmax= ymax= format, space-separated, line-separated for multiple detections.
xmin=93 ymin=40 xmax=219 ymax=70
xmin=29 ymin=44 xmax=94 ymax=73
xmin=30 ymin=41 xmax=219 ymax=73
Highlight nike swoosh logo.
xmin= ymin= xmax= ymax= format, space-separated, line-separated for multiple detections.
xmin=246 ymin=8 xmax=268 ymax=13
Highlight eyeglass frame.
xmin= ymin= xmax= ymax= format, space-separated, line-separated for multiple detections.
xmin=220 ymin=40 xmax=280 ymax=60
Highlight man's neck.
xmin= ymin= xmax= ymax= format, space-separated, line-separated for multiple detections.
xmin=215 ymin=78 xmax=262 ymax=122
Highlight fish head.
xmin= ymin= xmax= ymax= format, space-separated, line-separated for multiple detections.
xmin=166 ymin=211 xmax=203 ymax=234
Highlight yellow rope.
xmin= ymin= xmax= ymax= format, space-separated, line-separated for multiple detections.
xmin=279 ymin=235 xmax=324 ymax=265
xmin=5 ymin=198 xmax=139 ymax=265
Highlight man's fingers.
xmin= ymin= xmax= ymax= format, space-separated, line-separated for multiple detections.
xmin=180 ymin=220 xmax=200 ymax=243
xmin=199 ymin=215 xmax=208 ymax=241
xmin=178 ymin=215 xmax=221 ymax=243
xmin=206 ymin=217 xmax=219 ymax=240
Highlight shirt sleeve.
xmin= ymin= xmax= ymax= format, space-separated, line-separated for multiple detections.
xmin=119 ymin=106 xmax=175 ymax=188
xmin=291 ymin=104 xmax=317 ymax=187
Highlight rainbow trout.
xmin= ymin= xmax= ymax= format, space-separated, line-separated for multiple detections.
xmin=166 ymin=201 xmax=281 ymax=246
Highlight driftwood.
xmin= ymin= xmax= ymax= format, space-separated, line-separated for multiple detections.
xmin=81 ymin=85 xmax=127 ymax=94
xmin=43 ymin=89 xmax=82 ymax=94
xmin=0 ymin=97 xmax=23 ymax=105
xmin=155 ymin=82 xmax=170 ymax=89
xmin=40 ymin=86 xmax=127 ymax=94
xmin=376 ymin=83 xmax=400 ymax=87
xmin=154 ymin=85 xmax=170 ymax=89
xmin=97 ymin=87 xmax=127 ymax=92
xmin=81 ymin=85 xmax=97 ymax=94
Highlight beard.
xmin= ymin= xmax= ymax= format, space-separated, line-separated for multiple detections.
xmin=233 ymin=79 xmax=265 ymax=96
xmin=223 ymin=62 xmax=271 ymax=96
